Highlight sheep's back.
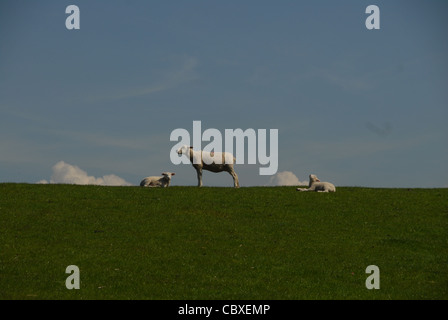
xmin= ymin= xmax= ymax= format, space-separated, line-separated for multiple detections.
xmin=201 ymin=151 xmax=235 ymax=165
xmin=313 ymin=182 xmax=336 ymax=192
xmin=140 ymin=176 xmax=163 ymax=186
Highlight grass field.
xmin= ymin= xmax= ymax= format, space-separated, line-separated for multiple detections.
xmin=0 ymin=183 xmax=447 ymax=300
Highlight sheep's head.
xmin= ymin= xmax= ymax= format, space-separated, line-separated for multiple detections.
xmin=162 ymin=172 xmax=175 ymax=179
xmin=177 ymin=145 xmax=192 ymax=155
xmin=309 ymin=174 xmax=320 ymax=182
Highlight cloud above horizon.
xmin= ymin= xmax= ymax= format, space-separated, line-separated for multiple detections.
xmin=37 ymin=161 xmax=132 ymax=186
xmin=267 ymin=171 xmax=307 ymax=186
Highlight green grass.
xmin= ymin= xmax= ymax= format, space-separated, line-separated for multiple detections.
xmin=0 ymin=183 xmax=447 ymax=300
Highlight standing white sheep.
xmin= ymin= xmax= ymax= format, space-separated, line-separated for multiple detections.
xmin=140 ymin=172 xmax=175 ymax=188
xmin=296 ymin=174 xmax=336 ymax=192
xmin=176 ymin=145 xmax=240 ymax=188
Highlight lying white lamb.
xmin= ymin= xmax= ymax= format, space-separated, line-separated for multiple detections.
xmin=296 ymin=174 xmax=336 ymax=192
xmin=140 ymin=172 xmax=175 ymax=188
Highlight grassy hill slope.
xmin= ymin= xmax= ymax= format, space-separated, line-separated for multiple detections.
xmin=0 ymin=184 xmax=447 ymax=299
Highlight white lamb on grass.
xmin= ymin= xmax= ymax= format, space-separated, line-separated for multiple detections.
xmin=176 ymin=145 xmax=240 ymax=188
xmin=296 ymin=174 xmax=336 ymax=192
xmin=140 ymin=172 xmax=175 ymax=188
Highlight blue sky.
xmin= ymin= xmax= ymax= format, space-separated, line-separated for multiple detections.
xmin=1 ymin=0 xmax=447 ymax=187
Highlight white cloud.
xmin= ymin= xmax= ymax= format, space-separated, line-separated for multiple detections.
xmin=38 ymin=161 xmax=132 ymax=186
xmin=267 ymin=171 xmax=307 ymax=186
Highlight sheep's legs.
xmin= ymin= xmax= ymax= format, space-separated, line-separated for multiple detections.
xmin=228 ymin=169 xmax=240 ymax=188
xmin=195 ymin=166 xmax=239 ymax=188
xmin=196 ymin=168 xmax=203 ymax=187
